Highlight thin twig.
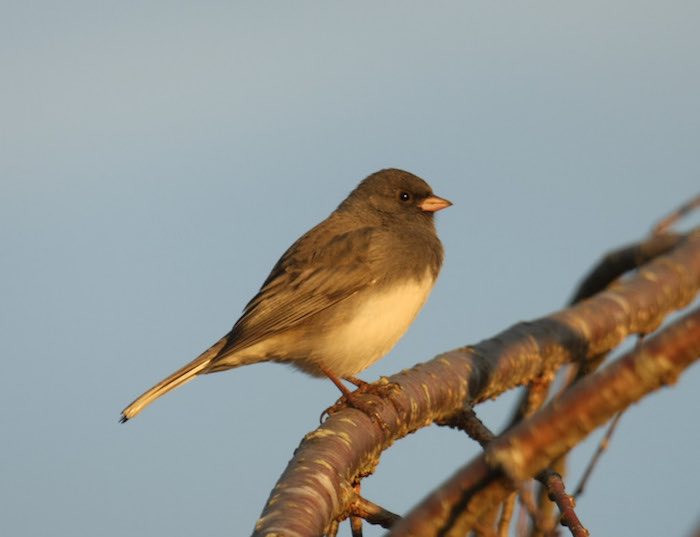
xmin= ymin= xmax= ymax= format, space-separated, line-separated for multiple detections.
xmin=350 ymin=516 xmax=363 ymax=537
xmin=573 ymin=411 xmax=624 ymax=498
xmin=518 ymin=482 xmax=551 ymax=534
xmin=538 ymin=470 xmax=589 ymax=537
xmin=472 ymin=520 xmax=499 ymax=537
xmin=350 ymin=481 xmax=364 ymax=536
xmin=498 ymin=493 xmax=517 ymax=537
xmin=516 ymin=494 xmax=530 ymax=537
xmin=506 ymin=372 xmax=556 ymax=431
xmin=532 ymin=456 xmax=566 ymax=537
xmin=439 ymin=405 xmax=496 ymax=447
xmin=569 ymin=233 xmax=683 ymax=304
xmin=349 ymin=493 xmax=401 ymax=529
xmin=653 ymin=193 xmax=700 ymax=235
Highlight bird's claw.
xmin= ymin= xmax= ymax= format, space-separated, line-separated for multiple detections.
xmin=319 ymin=379 xmax=401 ymax=429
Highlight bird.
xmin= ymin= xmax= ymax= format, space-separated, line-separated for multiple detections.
xmin=120 ymin=168 xmax=451 ymax=422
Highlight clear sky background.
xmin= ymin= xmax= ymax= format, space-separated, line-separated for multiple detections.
xmin=2 ymin=3 xmax=699 ymax=536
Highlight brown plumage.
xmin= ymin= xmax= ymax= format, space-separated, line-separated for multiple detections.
xmin=120 ymin=168 xmax=451 ymax=422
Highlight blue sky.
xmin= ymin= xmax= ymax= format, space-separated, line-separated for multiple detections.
xmin=2 ymin=3 xmax=699 ymax=536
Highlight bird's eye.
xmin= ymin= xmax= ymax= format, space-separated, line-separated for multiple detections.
xmin=399 ymin=191 xmax=411 ymax=202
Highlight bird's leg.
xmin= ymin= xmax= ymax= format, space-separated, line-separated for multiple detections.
xmin=319 ymin=368 xmax=355 ymax=421
xmin=320 ymin=367 xmax=354 ymax=398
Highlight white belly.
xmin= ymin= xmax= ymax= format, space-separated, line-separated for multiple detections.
xmin=312 ymin=271 xmax=435 ymax=376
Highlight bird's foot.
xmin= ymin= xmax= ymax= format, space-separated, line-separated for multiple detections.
xmin=350 ymin=376 xmax=401 ymax=398
xmin=320 ymin=377 xmax=401 ymax=427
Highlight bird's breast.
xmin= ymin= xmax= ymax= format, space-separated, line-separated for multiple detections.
xmin=312 ymin=271 xmax=436 ymax=377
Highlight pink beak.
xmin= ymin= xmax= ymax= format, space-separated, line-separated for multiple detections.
xmin=419 ymin=195 xmax=453 ymax=213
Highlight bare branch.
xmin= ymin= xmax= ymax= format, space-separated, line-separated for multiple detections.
xmin=506 ymin=371 xmax=557 ymax=431
xmin=252 ymin=231 xmax=700 ymax=537
xmin=572 ymin=411 xmax=623 ymax=498
xmin=387 ymin=305 xmax=700 ymax=537
xmin=497 ymin=494 xmax=517 ymax=537
xmin=349 ymin=493 xmax=400 ymax=529
xmin=438 ymin=406 xmax=495 ymax=447
xmin=537 ymin=470 xmax=589 ymax=537
xmin=349 ymin=516 xmax=362 ymax=537
xmin=653 ymin=193 xmax=700 ymax=235
xmin=570 ymin=232 xmax=683 ymax=304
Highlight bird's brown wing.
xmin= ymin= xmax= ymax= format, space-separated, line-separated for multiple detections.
xmin=214 ymin=225 xmax=380 ymax=357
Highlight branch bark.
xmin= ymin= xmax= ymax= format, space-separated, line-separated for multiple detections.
xmin=251 ymin=230 xmax=700 ymax=537
xmin=388 ymin=304 xmax=700 ymax=536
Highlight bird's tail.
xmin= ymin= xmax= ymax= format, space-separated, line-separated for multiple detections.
xmin=120 ymin=336 xmax=229 ymax=422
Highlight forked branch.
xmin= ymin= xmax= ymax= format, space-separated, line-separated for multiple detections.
xmin=251 ymin=231 xmax=700 ymax=537
xmin=388 ymin=305 xmax=700 ymax=536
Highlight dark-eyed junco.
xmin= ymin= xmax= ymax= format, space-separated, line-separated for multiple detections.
xmin=120 ymin=168 xmax=451 ymax=422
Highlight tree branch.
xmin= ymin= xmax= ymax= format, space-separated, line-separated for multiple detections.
xmin=388 ymin=305 xmax=700 ymax=536
xmin=251 ymin=230 xmax=700 ymax=537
